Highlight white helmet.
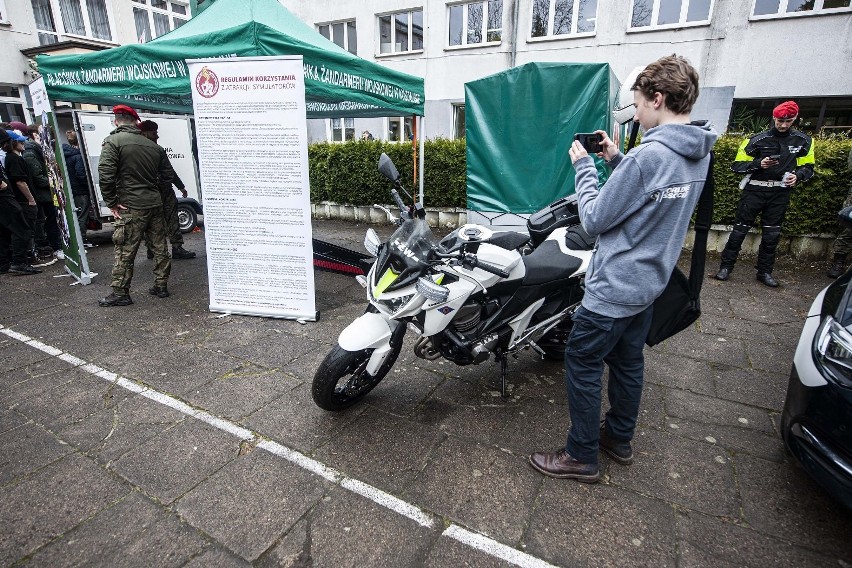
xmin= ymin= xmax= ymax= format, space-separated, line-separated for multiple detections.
xmin=612 ymin=66 xmax=645 ymax=125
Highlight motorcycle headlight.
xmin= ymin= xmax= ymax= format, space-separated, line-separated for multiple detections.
xmin=364 ymin=228 xmax=381 ymax=257
xmin=416 ymin=276 xmax=449 ymax=302
xmin=814 ymin=316 xmax=852 ymax=388
xmin=381 ymin=294 xmax=414 ymax=314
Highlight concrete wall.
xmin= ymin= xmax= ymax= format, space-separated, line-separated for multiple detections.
xmin=286 ymin=0 xmax=852 ymax=142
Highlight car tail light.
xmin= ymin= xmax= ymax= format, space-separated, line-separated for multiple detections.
xmin=814 ymin=316 xmax=852 ymax=388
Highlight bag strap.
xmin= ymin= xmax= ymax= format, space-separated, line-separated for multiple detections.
xmin=686 ymin=151 xmax=715 ymax=299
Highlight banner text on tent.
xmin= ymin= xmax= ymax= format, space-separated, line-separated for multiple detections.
xmin=44 ymin=60 xmax=188 ymax=87
xmin=303 ymin=63 xmax=421 ymax=104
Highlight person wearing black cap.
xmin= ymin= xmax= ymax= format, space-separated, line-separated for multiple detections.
xmin=138 ymin=120 xmax=196 ymax=260
xmin=97 ymin=105 xmax=173 ymax=307
xmin=0 ymin=129 xmax=40 ymax=275
xmin=715 ymin=100 xmax=815 ymax=287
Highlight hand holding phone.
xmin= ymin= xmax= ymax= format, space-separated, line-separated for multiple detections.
xmin=574 ymin=133 xmax=603 ymax=154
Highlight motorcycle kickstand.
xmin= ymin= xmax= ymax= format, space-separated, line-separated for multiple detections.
xmin=499 ymin=353 xmax=509 ymax=398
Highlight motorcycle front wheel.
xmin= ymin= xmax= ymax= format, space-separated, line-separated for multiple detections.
xmin=311 ymin=343 xmax=402 ymax=411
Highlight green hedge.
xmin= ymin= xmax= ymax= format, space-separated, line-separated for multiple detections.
xmin=309 ymin=136 xmax=852 ymax=234
xmin=308 ymin=139 xmax=466 ymax=208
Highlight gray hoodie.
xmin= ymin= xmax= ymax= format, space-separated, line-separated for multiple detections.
xmin=573 ymin=121 xmax=718 ymax=319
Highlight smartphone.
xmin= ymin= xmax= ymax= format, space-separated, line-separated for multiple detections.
xmin=574 ymin=133 xmax=603 ymax=154
xmin=768 ymin=154 xmax=781 ymax=160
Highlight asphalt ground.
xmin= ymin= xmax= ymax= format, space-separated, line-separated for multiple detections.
xmin=1 ymin=219 xmax=851 ymax=567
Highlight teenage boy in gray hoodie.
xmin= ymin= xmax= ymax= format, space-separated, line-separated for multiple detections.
xmin=530 ymin=55 xmax=718 ymax=482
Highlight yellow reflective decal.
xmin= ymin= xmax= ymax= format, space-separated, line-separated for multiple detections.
xmin=434 ymin=273 xmax=444 ymax=285
xmin=374 ymin=268 xmax=399 ymax=297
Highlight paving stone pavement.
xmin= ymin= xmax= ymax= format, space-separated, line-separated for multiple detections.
xmin=0 ymin=220 xmax=850 ymax=567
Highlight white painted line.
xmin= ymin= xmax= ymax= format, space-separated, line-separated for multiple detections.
xmin=444 ymin=525 xmax=559 ymax=568
xmin=26 ymin=340 xmax=64 ymax=356
xmin=256 ymin=440 xmax=342 ymax=483
xmin=0 ymin=328 xmax=32 ymax=342
xmin=341 ymin=478 xmax=435 ymax=528
xmin=57 ymin=353 xmax=86 ymax=366
xmin=6 ymin=330 xmax=555 ymax=568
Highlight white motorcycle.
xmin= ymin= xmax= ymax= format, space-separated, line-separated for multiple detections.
xmin=311 ymin=154 xmax=594 ymax=411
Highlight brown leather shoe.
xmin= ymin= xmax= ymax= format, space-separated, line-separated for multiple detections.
xmin=528 ymin=450 xmax=599 ymax=482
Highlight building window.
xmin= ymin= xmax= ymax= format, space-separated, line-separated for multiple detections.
xmin=752 ymin=0 xmax=851 ymax=18
xmin=531 ymin=0 xmax=598 ymax=38
xmin=132 ymin=0 xmax=189 ymax=42
xmin=453 ymin=104 xmax=466 ymax=139
xmin=318 ymin=20 xmax=357 ymax=55
xmin=448 ymin=1 xmax=503 ymax=47
xmin=0 ymin=1 xmax=9 ymax=24
xmin=0 ymin=85 xmax=30 ymax=125
xmin=379 ymin=9 xmax=424 ymax=54
xmin=629 ymin=0 xmax=713 ymax=28
xmin=388 ymin=116 xmax=415 ymax=142
xmin=330 ymin=118 xmax=355 ymax=142
xmin=30 ymin=0 xmax=113 ymax=44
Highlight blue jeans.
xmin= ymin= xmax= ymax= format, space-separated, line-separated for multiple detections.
xmin=564 ymin=305 xmax=653 ymax=464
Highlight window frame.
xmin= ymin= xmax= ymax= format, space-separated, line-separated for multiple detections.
xmin=452 ymin=103 xmax=466 ymax=139
xmin=327 ymin=117 xmax=355 ymax=143
xmin=446 ymin=1 xmax=503 ymax=50
xmin=131 ymin=0 xmax=190 ymax=43
xmin=317 ymin=18 xmax=357 ymax=55
xmin=376 ymin=8 xmax=424 ymax=57
xmin=528 ymin=0 xmax=598 ymax=42
xmin=626 ymin=0 xmax=715 ymax=33
xmin=386 ymin=116 xmax=416 ymax=142
xmin=0 ymin=84 xmax=32 ymax=125
xmin=31 ymin=0 xmax=118 ymax=44
xmin=750 ymin=0 xmax=852 ymax=20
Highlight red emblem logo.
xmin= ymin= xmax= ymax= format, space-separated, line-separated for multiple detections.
xmin=195 ymin=66 xmax=219 ymax=98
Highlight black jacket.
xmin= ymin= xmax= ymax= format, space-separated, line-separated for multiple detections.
xmin=62 ymin=143 xmax=89 ymax=196
xmin=731 ymin=127 xmax=815 ymax=185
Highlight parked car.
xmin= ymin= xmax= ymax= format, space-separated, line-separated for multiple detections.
xmin=781 ymin=228 xmax=852 ymax=509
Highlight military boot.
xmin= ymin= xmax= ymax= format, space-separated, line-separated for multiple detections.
xmin=827 ymin=254 xmax=847 ymax=279
xmin=171 ymin=245 xmax=196 ymax=260
xmin=98 ymin=293 xmax=133 ymax=307
xmin=148 ymin=286 xmax=170 ymax=298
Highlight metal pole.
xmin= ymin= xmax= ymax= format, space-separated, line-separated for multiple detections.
xmin=418 ymin=115 xmax=425 ymax=206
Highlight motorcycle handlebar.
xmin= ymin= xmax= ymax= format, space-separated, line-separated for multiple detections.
xmin=472 ymin=258 xmax=511 ymax=278
xmin=390 ymin=188 xmax=407 ymax=215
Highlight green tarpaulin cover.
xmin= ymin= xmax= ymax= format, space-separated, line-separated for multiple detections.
xmin=465 ymin=62 xmax=619 ymax=213
xmin=36 ymin=0 xmax=424 ymax=118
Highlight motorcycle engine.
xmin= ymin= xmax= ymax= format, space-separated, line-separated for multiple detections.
xmin=452 ymin=301 xmax=481 ymax=333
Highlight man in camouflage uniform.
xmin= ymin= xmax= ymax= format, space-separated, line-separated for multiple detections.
xmin=827 ymin=146 xmax=852 ymax=278
xmin=138 ymin=120 xmax=196 ymax=260
xmin=98 ymin=105 xmax=173 ymax=307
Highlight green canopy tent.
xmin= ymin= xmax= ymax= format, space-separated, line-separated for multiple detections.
xmin=35 ymin=0 xmax=424 ymax=118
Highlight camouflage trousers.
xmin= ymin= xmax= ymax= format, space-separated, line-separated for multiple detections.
xmin=110 ymin=207 xmax=171 ymax=295
xmin=832 ymin=188 xmax=852 ymax=256
xmin=145 ymin=189 xmax=183 ymax=255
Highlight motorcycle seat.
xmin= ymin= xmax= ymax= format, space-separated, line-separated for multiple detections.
xmin=521 ymin=240 xmax=583 ymax=285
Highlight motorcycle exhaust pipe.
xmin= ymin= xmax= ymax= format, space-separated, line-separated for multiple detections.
xmin=413 ymin=336 xmax=441 ymax=360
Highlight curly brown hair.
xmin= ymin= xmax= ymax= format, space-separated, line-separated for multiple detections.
xmin=631 ymin=55 xmax=699 ymax=115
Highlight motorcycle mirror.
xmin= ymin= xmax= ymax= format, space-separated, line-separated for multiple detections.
xmin=378 ymin=153 xmax=401 ymax=183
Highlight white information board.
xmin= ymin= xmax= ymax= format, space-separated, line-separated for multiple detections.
xmin=188 ymin=56 xmax=316 ymax=320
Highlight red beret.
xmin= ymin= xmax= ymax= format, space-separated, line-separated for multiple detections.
xmin=112 ymin=104 xmax=140 ymax=121
xmin=773 ymin=101 xmax=799 ymax=119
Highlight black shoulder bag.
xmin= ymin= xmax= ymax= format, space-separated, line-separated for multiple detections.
xmin=645 ymin=152 xmax=715 ymax=346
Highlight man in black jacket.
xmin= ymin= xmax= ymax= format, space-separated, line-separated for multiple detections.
xmin=715 ymin=101 xmax=815 ymax=287
xmin=18 ymin=123 xmax=62 ymax=259
xmin=62 ymin=131 xmax=90 ymax=243
xmin=1 ymin=129 xmax=40 ymax=275
xmin=138 ymin=120 xmax=196 ymax=260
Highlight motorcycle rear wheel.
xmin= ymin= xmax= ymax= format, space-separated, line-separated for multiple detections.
xmin=312 ymin=343 xmax=402 ymax=411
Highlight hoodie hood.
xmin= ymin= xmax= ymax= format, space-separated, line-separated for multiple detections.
xmin=23 ymin=138 xmax=44 ymax=159
xmin=640 ymin=120 xmax=718 ymax=161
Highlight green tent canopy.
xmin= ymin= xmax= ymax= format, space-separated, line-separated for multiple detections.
xmin=36 ymin=0 xmax=424 ymax=118
xmin=465 ymin=62 xmax=619 ymax=213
